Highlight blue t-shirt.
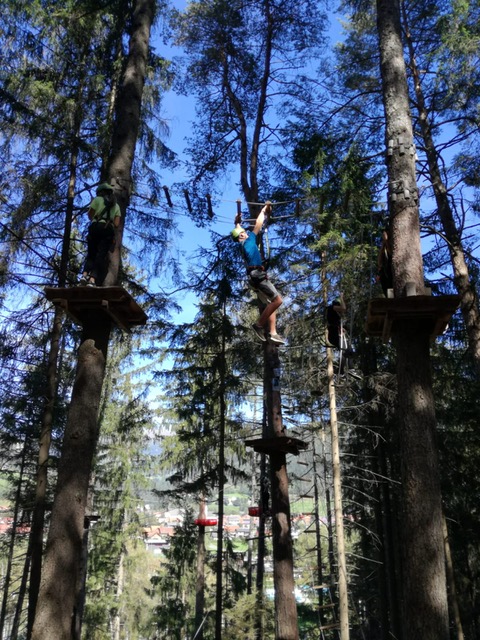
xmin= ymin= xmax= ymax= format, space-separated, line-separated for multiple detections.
xmin=240 ymin=232 xmax=262 ymax=267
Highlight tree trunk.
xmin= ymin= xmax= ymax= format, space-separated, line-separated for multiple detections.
xmin=111 ymin=545 xmax=125 ymax=640
xmin=195 ymin=498 xmax=206 ymax=640
xmin=443 ymin=514 xmax=465 ymax=640
xmin=311 ymin=440 xmax=325 ymax=626
xmin=215 ymin=306 xmax=227 ymax=640
xmin=326 ymin=346 xmax=350 ymax=640
xmin=28 ymin=112 xmax=79 ymax=640
xmin=255 ymin=451 xmax=268 ymax=640
xmin=11 ymin=543 xmax=30 ymax=640
xmin=0 ymin=435 xmax=28 ymax=639
xmin=376 ymin=3 xmax=449 ymax=638
xmin=402 ymin=6 xmax=480 ymax=374
xmin=31 ymin=317 xmax=111 ymax=640
xmin=265 ymin=342 xmax=299 ymax=640
xmin=104 ymin=0 xmax=155 ymax=286
xmin=30 ymin=2 xmax=153 ymax=636
xmin=72 ymin=519 xmax=91 ymax=640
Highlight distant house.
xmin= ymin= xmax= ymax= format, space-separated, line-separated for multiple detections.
xmin=143 ymin=525 xmax=175 ymax=554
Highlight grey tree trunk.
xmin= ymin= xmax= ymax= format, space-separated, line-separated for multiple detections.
xmin=311 ymin=441 xmax=325 ymax=626
xmin=326 ymin=346 xmax=349 ymax=640
xmin=376 ymin=1 xmax=449 ymax=639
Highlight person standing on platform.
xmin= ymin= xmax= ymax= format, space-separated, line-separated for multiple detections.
xmin=376 ymin=228 xmax=393 ymax=297
xmin=326 ymin=294 xmax=348 ymax=350
xmin=231 ymin=203 xmax=285 ymax=345
xmin=80 ymin=183 xmax=121 ymax=286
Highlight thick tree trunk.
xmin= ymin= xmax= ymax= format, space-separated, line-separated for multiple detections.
xmin=265 ymin=343 xmax=299 ymax=640
xmin=31 ymin=316 xmax=111 ymax=640
xmin=395 ymin=326 xmax=448 ymax=638
xmin=30 ymin=2 xmax=153 ymax=636
xmin=104 ymin=0 xmax=155 ymax=286
xmin=402 ymin=8 xmax=480 ymax=374
xmin=27 ymin=304 xmax=63 ymax=640
xmin=376 ymin=2 xmax=449 ymax=638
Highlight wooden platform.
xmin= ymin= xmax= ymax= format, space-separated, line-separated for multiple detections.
xmin=365 ymin=295 xmax=460 ymax=343
xmin=245 ymin=436 xmax=308 ymax=456
xmin=44 ymin=286 xmax=147 ymax=331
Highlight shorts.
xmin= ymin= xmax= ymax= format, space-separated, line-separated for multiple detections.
xmin=248 ymin=269 xmax=280 ymax=305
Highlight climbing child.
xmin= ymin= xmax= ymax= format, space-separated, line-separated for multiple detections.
xmin=326 ymin=293 xmax=357 ymax=376
xmin=231 ymin=203 xmax=285 ymax=345
xmin=80 ymin=183 xmax=121 ymax=286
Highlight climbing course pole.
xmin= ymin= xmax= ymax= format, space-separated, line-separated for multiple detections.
xmin=326 ymin=342 xmax=350 ymax=640
xmin=264 ymin=342 xmax=299 ymax=640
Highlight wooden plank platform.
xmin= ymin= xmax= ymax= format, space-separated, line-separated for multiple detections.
xmin=365 ymin=295 xmax=460 ymax=343
xmin=245 ymin=436 xmax=308 ymax=456
xmin=44 ymin=286 xmax=147 ymax=331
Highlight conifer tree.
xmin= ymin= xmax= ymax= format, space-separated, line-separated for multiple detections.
xmin=30 ymin=0 xmax=159 ymax=637
xmin=376 ymin=1 xmax=449 ymax=637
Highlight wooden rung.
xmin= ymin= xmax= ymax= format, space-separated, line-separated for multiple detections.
xmin=365 ymin=294 xmax=460 ymax=343
xmin=319 ymin=622 xmax=340 ymax=630
xmin=245 ymin=436 xmax=308 ymax=456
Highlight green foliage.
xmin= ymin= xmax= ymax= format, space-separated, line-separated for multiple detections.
xmin=146 ymin=511 xmax=198 ymax=639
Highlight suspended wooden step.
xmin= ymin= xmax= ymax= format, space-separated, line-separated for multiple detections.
xmin=44 ymin=286 xmax=147 ymax=332
xmin=245 ymin=436 xmax=308 ymax=456
xmin=365 ymin=294 xmax=460 ymax=343
xmin=318 ymin=622 xmax=340 ymax=631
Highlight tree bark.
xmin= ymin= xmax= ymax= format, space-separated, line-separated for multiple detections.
xmin=31 ymin=320 xmax=110 ymax=640
xmin=376 ymin=3 xmax=449 ymax=638
xmin=104 ymin=0 xmax=155 ymax=286
xmin=402 ymin=5 xmax=480 ymax=374
xmin=326 ymin=345 xmax=350 ymax=640
xmin=265 ymin=343 xmax=299 ymax=640
xmin=394 ymin=326 xmax=448 ymax=639
xmin=30 ymin=2 xmax=154 ymax=636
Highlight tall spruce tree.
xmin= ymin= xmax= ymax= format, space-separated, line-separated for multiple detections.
xmin=30 ymin=0 xmax=158 ymax=637
xmin=376 ymin=1 xmax=449 ymax=638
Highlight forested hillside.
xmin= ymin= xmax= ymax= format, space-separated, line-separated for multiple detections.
xmin=1 ymin=0 xmax=479 ymax=639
